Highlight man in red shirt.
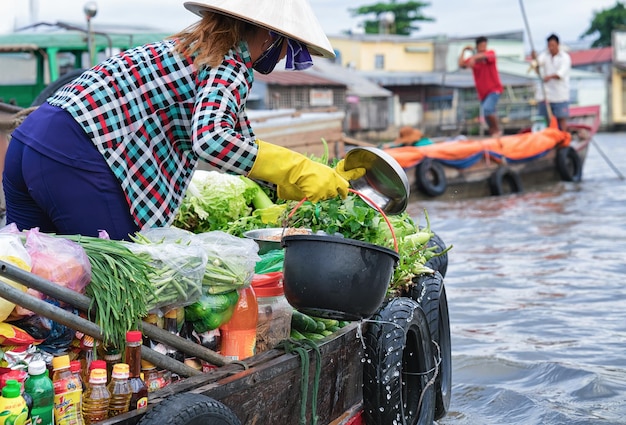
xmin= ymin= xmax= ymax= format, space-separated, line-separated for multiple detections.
xmin=458 ymin=36 xmax=503 ymax=136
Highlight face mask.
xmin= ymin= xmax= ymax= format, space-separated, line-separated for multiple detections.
xmin=253 ymin=36 xmax=285 ymax=74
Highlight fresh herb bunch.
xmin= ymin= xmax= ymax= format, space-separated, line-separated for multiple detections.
xmin=64 ymin=234 xmax=154 ymax=348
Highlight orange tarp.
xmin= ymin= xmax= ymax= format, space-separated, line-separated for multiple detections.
xmin=386 ymin=128 xmax=572 ymax=169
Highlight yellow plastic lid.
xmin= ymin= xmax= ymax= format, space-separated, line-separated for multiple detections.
xmin=89 ymin=369 xmax=108 ymax=385
xmin=52 ymin=355 xmax=70 ymax=370
xmin=111 ymin=363 xmax=130 ymax=379
xmin=141 ymin=360 xmax=156 ymax=370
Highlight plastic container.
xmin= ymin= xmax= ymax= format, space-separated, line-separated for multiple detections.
xmin=107 ymin=364 xmax=131 ymax=418
xmin=0 ymin=379 xmax=29 ymax=425
xmin=70 ymin=360 xmax=85 ymax=392
xmin=220 ymin=286 xmax=258 ymax=360
xmin=51 ymin=354 xmax=84 ymax=425
xmin=79 ymin=335 xmax=99 ymax=384
xmin=141 ymin=360 xmax=166 ymax=393
xmin=124 ymin=331 xmax=148 ymax=412
xmin=0 ymin=370 xmax=27 ymax=391
xmin=82 ymin=369 xmax=110 ymax=424
xmin=24 ymin=360 xmax=54 ymax=425
xmin=101 ymin=347 xmax=122 ymax=385
xmin=252 ymin=272 xmax=292 ymax=352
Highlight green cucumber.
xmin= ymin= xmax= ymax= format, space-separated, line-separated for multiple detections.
xmin=291 ymin=310 xmax=319 ymax=333
xmin=291 ymin=329 xmax=306 ymax=340
xmin=302 ymin=331 xmax=326 ymax=341
xmin=313 ymin=317 xmax=340 ymax=329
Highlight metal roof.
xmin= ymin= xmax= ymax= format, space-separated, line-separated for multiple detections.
xmin=254 ymin=71 xmax=345 ymax=87
xmin=0 ymin=27 xmax=170 ymax=52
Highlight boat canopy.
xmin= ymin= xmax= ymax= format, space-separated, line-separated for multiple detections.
xmin=386 ymin=127 xmax=572 ymax=169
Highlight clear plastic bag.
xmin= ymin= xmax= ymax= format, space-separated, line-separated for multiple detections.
xmin=11 ymin=229 xmax=92 ymax=319
xmin=125 ymin=231 xmax=207 ymax=312
xmin=191 ymin=231 xmax=260 ymax=294
xmin=0 ymin=233 xmax=32 ymax=321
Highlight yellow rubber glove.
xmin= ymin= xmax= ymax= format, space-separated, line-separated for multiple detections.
xmin=335 ymin=159 xmax=366 ymax=181
xmin=248 ymin=140 xmax=349 ymax=203
xmin=277 ymin=160 xmax=366 ymax=200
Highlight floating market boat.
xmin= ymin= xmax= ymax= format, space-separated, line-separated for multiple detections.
xmin=383 ymin=105 xmax=601 ymax=201
xmin=0 ymin=230 xmax=451 ymax=425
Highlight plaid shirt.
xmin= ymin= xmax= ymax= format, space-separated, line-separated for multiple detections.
xmin=48 ymin=39 xmax=258 ymax=228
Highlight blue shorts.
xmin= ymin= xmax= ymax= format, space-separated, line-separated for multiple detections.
xmin=481 ymin=92 xmax=501 ymax=116
xmin=538 ymin=101 xmax=569 ymax=119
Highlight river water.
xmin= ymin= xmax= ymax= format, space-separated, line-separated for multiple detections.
xmin=406 ymin=132 xmax=626 ymax=425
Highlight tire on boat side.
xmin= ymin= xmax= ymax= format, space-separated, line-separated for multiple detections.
xmin=363 ymin=297 xmax=435 ymax=425
xmin=556 ymin=146 xmax=582 ymax=182
xmin=415 ymin=158 xmax=447 ymax=197
xmin=406 ymin=272 xmax=452 ymax=421
xmin=137 ymin=393 xmax=241 ymax=425
xmin=30 ymin=68 xmax=86 ymax=107
xmin=420 ymin=228 xmax=448 ymax=278
xmin=489 ymin=166 xmax=523 ymax=196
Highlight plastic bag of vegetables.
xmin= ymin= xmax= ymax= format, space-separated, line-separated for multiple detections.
xmin=125 ymin=236 xmax=208 ymax=312
xmin=191 ymin=231 xmax=260 ymax=294
xmin=0 ymin=233 xmax=31 ymax=322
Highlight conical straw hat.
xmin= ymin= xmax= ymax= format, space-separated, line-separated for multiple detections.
xmin=184 ymin=0 xmax=335 ymax=58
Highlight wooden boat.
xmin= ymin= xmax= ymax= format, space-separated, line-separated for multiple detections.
xmin=383 ymin=105 xmax=601 ymax=201
xmin=0 ymin=232 xmax=452 ymax=425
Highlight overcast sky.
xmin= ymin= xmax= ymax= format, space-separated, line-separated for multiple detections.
xmin=1 ymin=0 xmax=619 ymax=52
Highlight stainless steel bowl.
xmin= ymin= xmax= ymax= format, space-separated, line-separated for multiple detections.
xmin=344 ymin=147 xmax=410 ymax=215
xmin=243 ymin=228 xmax=311 ymax=254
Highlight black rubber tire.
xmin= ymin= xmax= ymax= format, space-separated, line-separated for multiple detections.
xmin=137 ymin=393 xmax=241 ymax=425
xmin=419 ymin=228 xmax=448 ymax=278
xmin=405 ymin=272 xmax=451 ymax=421
xmin=30 ymin=68 xmax=86 ymax=107
xmin=556 ymin=146 xmax=582 ymax=182
xmin=363 ymin=297 xmax=436 ymax=425
xmin=489 ymin=166 xmax=523 ymax=196
xmin=415 ymin=158 xmax=447 ymax=197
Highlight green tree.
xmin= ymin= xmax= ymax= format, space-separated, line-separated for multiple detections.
xmin=580 ymin=1 xmax=626 ymax=47
xmin=350 ymin=1 xmax=434 ymax=36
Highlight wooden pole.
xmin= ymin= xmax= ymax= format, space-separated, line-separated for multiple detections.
xmin=518 ymin=0 xmax=554 ymax=123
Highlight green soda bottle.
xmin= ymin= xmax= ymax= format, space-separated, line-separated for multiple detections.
xmin=24 ymin=360 xmax=54 ymax=425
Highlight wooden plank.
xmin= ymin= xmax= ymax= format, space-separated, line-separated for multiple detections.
xmin=104 ymin=323 xmax=365 ymax=425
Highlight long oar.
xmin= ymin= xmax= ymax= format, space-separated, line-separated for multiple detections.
xmin=518 ymin=0 xmax=554 ymax=124
xmin=590 ymin=137 xmax=625 ymax=180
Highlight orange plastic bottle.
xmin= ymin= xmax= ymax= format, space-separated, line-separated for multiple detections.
xmin=219 ymin=286 xmax=258 ymax=360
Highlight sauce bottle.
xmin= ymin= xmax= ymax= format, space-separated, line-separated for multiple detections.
xmin=124 ymin=331 xmax=148 ymax=412
xmin=106 ymin=364 xmax=131 ymax=418
xmin=220 ymin=286 xmax=258 ymax=360
xmin=52 ymin=354 xmax=84 ymax=425
xmin=81 ymin=369 xmax=110 ymax=424
xmin=70 ymin=361 xmax=85 ymax=393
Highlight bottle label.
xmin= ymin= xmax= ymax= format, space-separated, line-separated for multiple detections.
xmin=220 ymin=329 xmax=256 ymax=361
xmin=0 ymin=398 xmax=30 ymax=425
xmin=30 ymin=406 xmax=54 ymax=425
xmin=53 ymin=377 xmax=82 ymax=425
xmin=135 ymin=396 xmax=148 ymax=411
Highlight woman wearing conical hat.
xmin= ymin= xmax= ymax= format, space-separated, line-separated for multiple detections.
xmin=3 ymin=0 xmax=364 ymax=240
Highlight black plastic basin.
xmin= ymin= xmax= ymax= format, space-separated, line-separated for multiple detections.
xmin=281 ymin=234 xmax=399 ymax=320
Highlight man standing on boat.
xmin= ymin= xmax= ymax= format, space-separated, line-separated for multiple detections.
xmin=458 ymin=36 xmax=503 ymax=137
xmin=531 ymin=34 xmax=571 ymax=131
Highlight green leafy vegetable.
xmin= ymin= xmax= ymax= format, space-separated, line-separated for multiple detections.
xmin=173 ymin=170 xmax=257 ymax=233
